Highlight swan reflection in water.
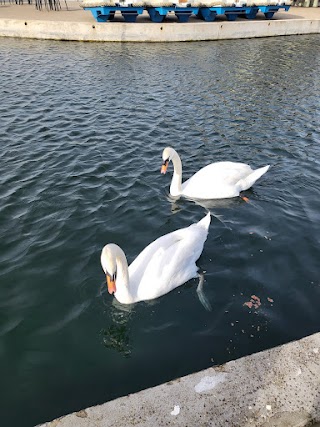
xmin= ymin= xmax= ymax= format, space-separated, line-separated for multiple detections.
xmin=100 ymin=293 xmax=166 ymax=358
xmin=100 ymin=296 xmax=134 ymax=358
xmin=166 ymin=186 xmax=263 ymax=227
xmin=98 ymin=269 xmax=212 ymax=357
xmin=165 ymin=193 xmax=236 ymax=230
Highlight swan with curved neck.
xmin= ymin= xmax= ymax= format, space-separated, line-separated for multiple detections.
xmin=161 ymin=147 xmax=270 ymax=200
xmin=101 ymin=213 xmax=211 ymax=304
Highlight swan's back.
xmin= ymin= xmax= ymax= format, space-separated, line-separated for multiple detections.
xmin=128 ymin=213 xmax=211 ymax=301
xmin=182 ymin=162 xmax=254 ymax=199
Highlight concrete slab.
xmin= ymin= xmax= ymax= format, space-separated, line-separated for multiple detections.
xmin=39 ymin=332 xmax=320 ymax=427
xmin=0 ymin=2 xmax=320 ymax=41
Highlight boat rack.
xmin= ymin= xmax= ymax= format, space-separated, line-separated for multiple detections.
xmin=81 ymin=1 xmax=290 ymax=22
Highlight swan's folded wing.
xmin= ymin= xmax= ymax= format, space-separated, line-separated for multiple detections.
xmin=134 ymin=240 xmax=192 ymax=300
xmin=128 ymin=229 xmax=186 ymax=285
xmin=133 ymin=225 xmax=208 ymax=301
xmin=182 ymin=162 xmax=253 ymax=198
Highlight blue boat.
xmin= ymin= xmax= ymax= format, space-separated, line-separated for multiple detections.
xmin=83 ymin=5 xmax=144 ymax=22
xmin=147 ymin=5 xmax=199 ymax=22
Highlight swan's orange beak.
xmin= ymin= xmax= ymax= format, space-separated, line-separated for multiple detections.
xmin=161 ymin=160 xmax=168 ymax=174
xmin=107 ymin=275 xmax=116 ymax=294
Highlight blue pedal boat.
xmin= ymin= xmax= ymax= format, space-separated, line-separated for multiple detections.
xmin=83 ymin=5 xmax=144 ymax=21
xmin=147 ymin=5 xmax=199 ymax=22
xmin=257 ymin=4 xmax=290 ymax=19
xmin=197 ymin=5 xmax=259 ymax=21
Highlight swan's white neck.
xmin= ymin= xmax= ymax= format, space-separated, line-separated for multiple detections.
xmin=101 ymin=244 xmax=135 ymax=304
xmin=170 ymin=151 xmax=183 ymax=197
xmin=113 ymin=247 xmax=134 ymax=304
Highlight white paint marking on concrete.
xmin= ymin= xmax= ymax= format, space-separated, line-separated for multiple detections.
xmin=194 ymin=373 xmax=227 ymax=393
xmin=171 ymin=405 xmax=180 ymax=416
xmin=266 ymin=405 xmax=272 ymax=411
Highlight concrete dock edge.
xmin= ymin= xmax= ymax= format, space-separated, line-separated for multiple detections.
xmin=1 ymin=17 xmax=320 ymax=42
xmin=0 ymin=3 xmax=320 ymax=42
xmin=39 ymin=332 xmax=320 ymax=427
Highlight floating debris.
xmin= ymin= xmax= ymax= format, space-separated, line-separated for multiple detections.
xmin=244 ymin=301 xmax=253 ymax=309
xmin=244 ymin=295 xmax=261 ymax=310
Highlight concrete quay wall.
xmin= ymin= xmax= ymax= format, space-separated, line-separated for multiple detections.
xmin=0 ymin=5 xmax=320 ymax=42
xmin=39 ymin=332 xmax=320 ymax=427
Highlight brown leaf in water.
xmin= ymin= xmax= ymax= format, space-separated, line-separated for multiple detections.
xmin=244 ymin=301 xmax=253 ymax=309
xmin=244 ymin=295 xmax=261 ymax=310
xmin=251 ymin=295 xmax=261 ymax=308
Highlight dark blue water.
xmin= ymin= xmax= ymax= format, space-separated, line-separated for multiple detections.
xmin=0 ymin=36 xmax=319 ymax=427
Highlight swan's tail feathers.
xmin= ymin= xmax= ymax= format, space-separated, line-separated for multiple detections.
xmin=197 ymin=212 xmax=211 ymax=231
xmin=237 ymin=165 xmax=270 ymax=192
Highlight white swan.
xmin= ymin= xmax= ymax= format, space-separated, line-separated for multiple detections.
xmin=161 ymin=147 xmax=270 ymax=200
xmin=100 ymin=213 xmax=211 ymax=304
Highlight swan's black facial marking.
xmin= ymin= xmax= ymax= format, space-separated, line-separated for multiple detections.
xmin=106 ymin=270 xmax=117 ymax=294
xmin=106 ymin=271 xmax=116 ymax=282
